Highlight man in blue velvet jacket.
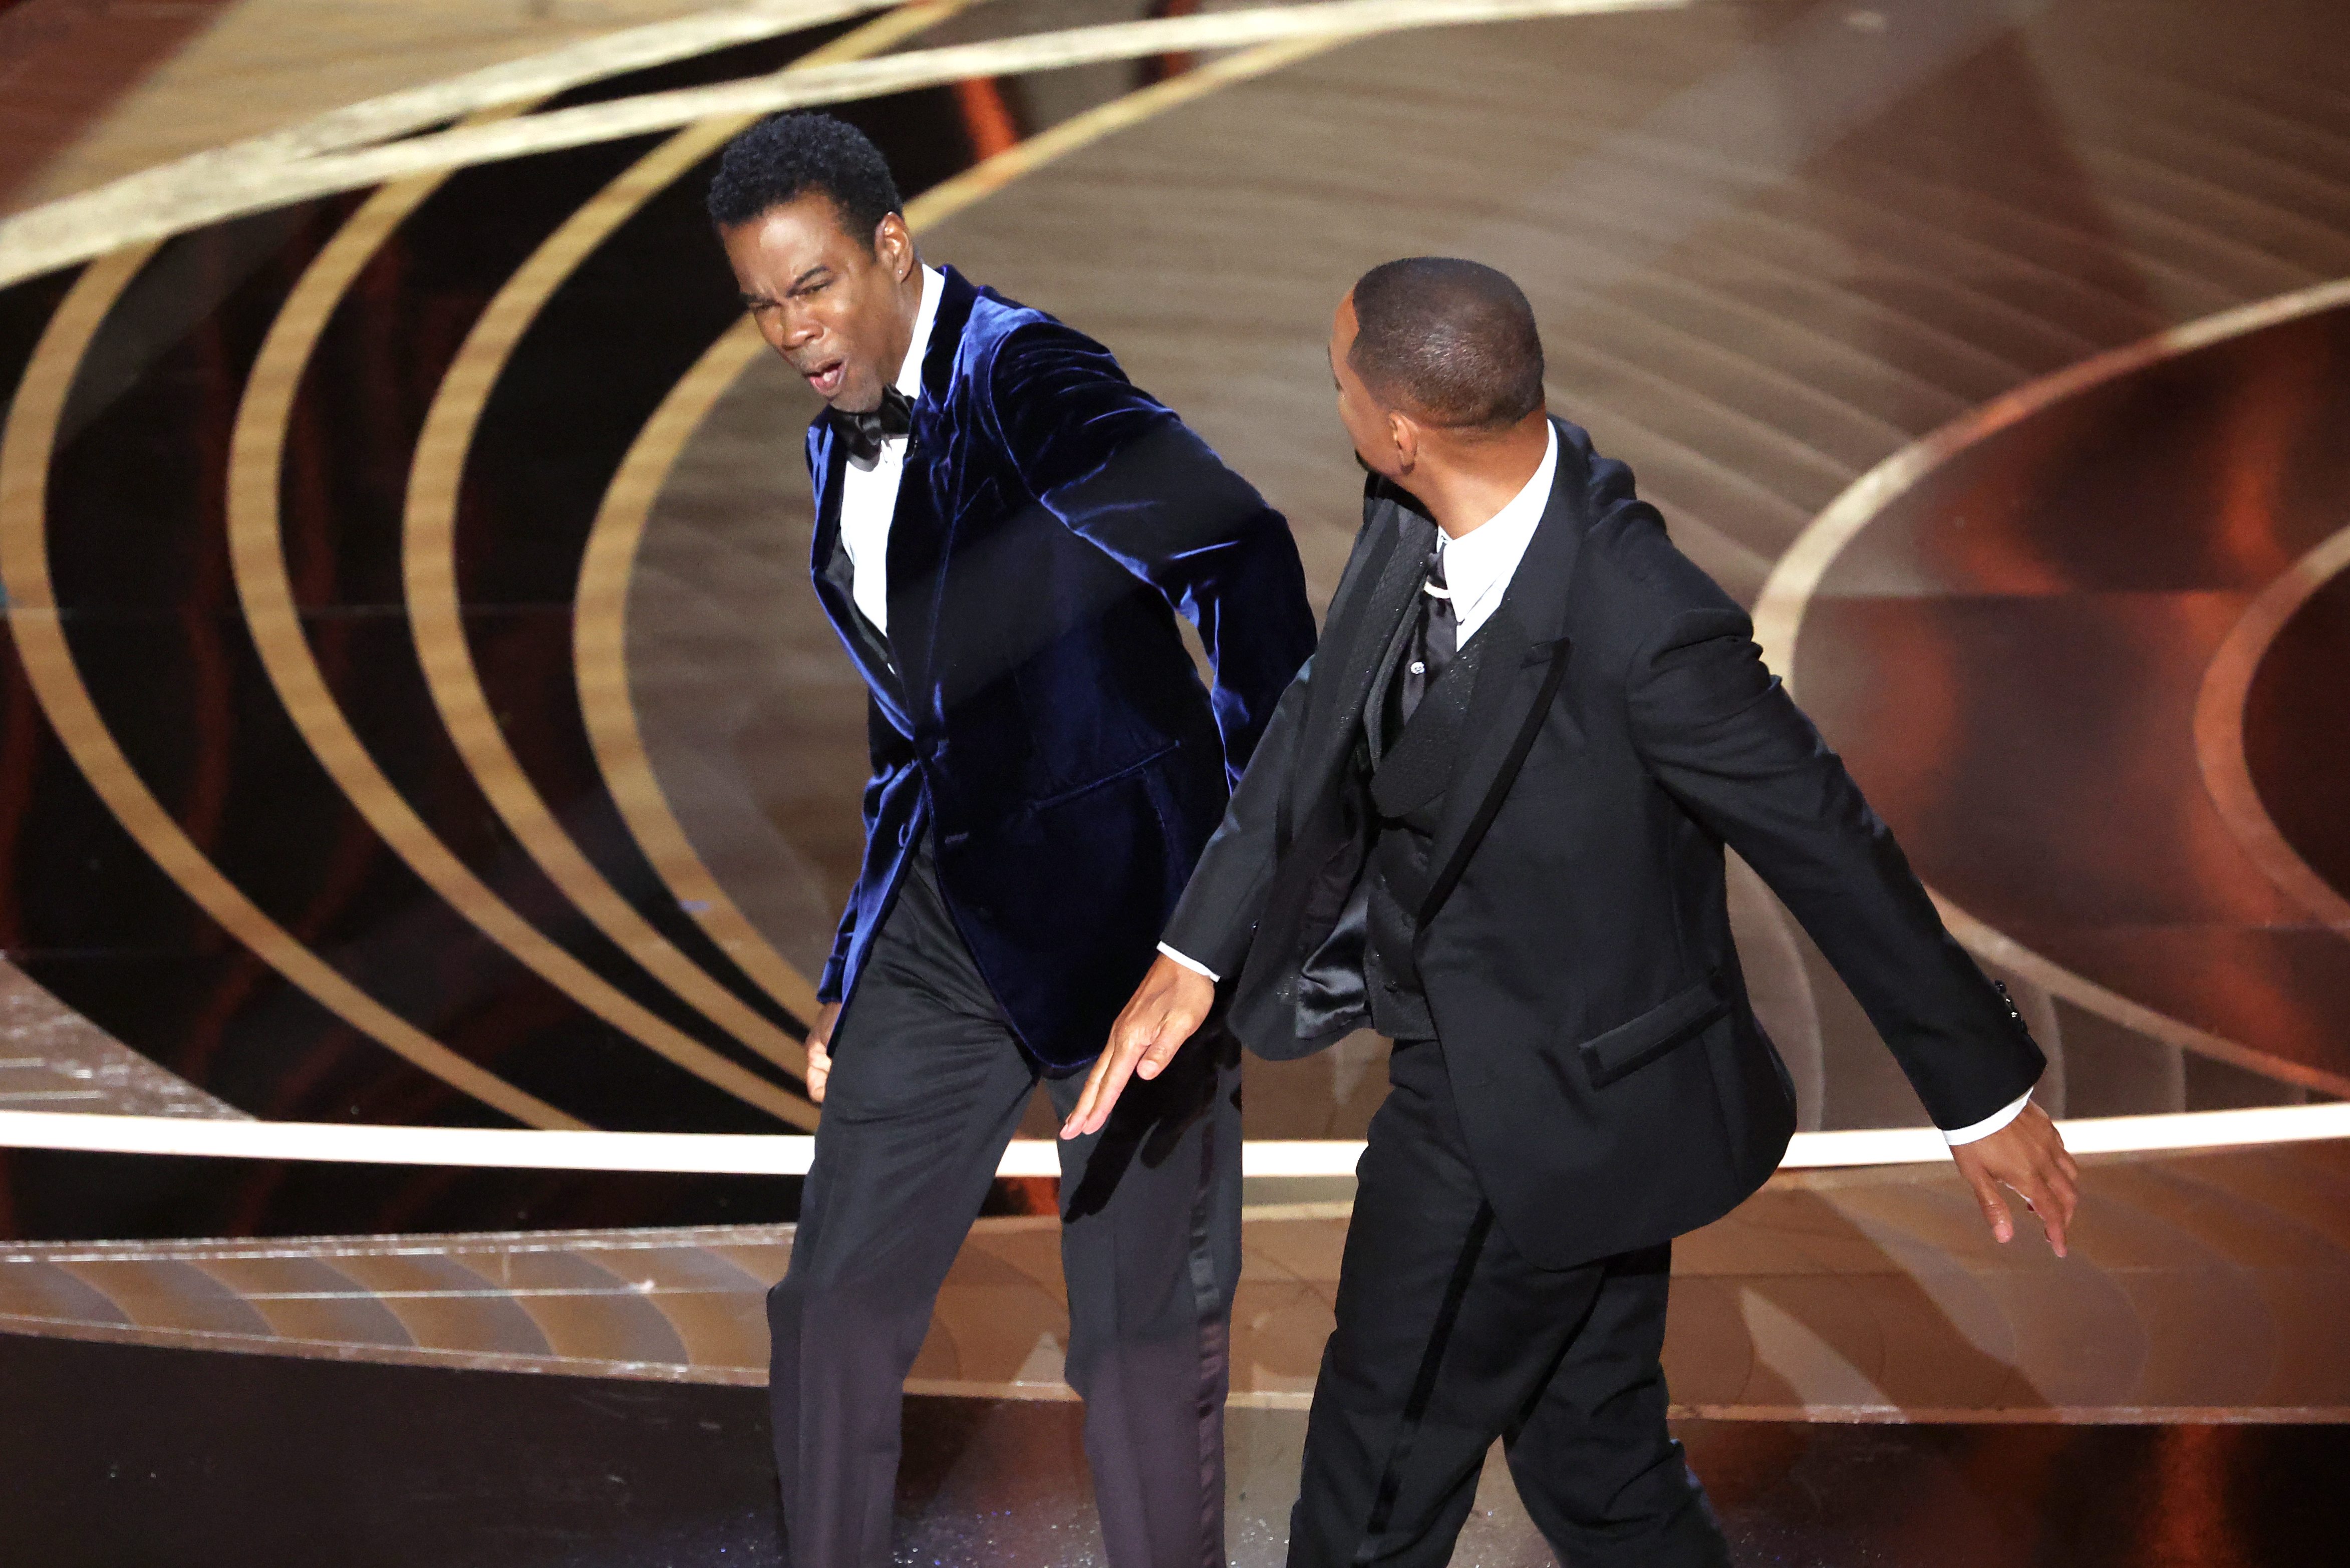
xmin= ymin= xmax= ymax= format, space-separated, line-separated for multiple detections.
xmin=709 ymin=112 xmax=1315 ymax=1567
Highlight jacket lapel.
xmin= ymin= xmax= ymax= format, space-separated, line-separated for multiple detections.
xmin=1304 ymin=493 xmax=1434 ymax=776
xmin=1419 ymin=424 xmax=1588 ymax=920
xmin=808 ymin=428 xmax=912 ymax=724
xmin=877 ymin=268 xmax=981 ymax=721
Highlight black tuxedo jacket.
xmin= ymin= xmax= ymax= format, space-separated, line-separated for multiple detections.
xmin=1163 ymin=418 xmax=2043 ymax=1268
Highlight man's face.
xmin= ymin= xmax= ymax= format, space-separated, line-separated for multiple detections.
xmin=1329 ymin=294 xmax=1407 ymax=479
xmin=722 ymin=193 xmax=916 ymax=413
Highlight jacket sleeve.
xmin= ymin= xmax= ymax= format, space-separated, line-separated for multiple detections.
xmin=815 ymin=695 xmax=918 ymax=1006
xmin=987 ymin=321 xmax=1317 ymax=785
xmin=1162 ymin=484 xmax=1398 ymax=981
xmin=1160 ymin=655 xmax=1315 ymax=978
xmin=1621 ymin=553 xmax=2043 ymax=1130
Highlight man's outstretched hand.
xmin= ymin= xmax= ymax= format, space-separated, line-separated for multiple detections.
xmin=1061 ymin=956 xmax=1216 ymax=1139
xmin=1951 ymin=1101 xmax=2079 ymax=1256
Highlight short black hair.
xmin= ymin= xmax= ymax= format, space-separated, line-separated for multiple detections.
xmin=1348 ymin=257 xmax=1545 ymax=429
xmin=706 ymin=111 xmax=903 ymax=247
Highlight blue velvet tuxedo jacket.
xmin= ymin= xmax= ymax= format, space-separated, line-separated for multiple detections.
xmin=807 ymin=266 xmax=1314 ymax=1069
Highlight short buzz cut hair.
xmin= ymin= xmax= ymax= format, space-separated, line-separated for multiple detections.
xmin=706 ymin=111 xmax=903 ymax=247
xmin=1348 ymin=257 xmax=1545 ymax=430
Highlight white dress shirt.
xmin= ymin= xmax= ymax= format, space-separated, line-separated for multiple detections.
xmin=1157 ymin=420 xmax=2029 ymax=1147
xmin=1431 ymin=421 xmax=1557 ymax=644
xmin=1153 ymin=431 xmax=1556 ymax=983
xmin=835 ymin=264 xmax=944 ymax=638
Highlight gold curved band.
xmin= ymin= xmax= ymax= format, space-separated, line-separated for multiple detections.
xmin=0 ymin=248 xmax=581 ymax=1130
xmin=1754 ymin=277 xmax=2350 ymax=1102
xmin=2193 ymin=524 xmax=2350 ymax=934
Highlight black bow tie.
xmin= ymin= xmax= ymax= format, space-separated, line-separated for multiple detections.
xmin=830 ymin=384 xmax=913 ymax=465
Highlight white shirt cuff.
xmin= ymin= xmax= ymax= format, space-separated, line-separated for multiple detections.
xmin=1943 ymin=1090 xmax=2032 ymax=1146
xmin=1156 ymin=943 xmax=1219 ymax=983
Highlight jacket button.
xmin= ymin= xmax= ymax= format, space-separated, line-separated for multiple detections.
xmin=897 ymin=822 xmax=913 ymax=847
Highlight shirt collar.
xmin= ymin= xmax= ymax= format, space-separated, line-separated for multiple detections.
xmin=892 ymin=264 xmax=946 ymax=400
xmin=1437 ymin=421 xmax=1558 ymax=589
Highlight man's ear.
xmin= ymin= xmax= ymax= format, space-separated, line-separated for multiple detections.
xmin=1387 ymin=410 xmax=1420 ymax=475
xmin=873 ymin=212 xmax=915 ymax=280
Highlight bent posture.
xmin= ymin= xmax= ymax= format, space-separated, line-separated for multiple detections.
xmin=712 ymin=113 xmax=1315 ymax=1567
xmin=1068 ymin=258 xmax=2077 ymax=1567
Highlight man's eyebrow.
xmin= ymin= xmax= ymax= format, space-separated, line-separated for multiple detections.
xmin=739 ymin=265 xmax=832 ymax=308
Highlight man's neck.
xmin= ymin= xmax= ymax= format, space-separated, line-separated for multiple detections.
xmin=882 ymin=263 xmax=932 ymax=390
xmin=1404 ymin=413 xmax=1552 ymax=539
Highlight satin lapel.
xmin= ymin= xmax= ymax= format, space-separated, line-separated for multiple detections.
xmin=809 ymin=420 xmax=913 ymax=734
xmin=882 ymin=269 xmax=981 ymax=724
xmin=1420 ymin=434 xmax=1588 ymax=920
xmin=1309 ymin=500 xmax=1435 ymax=768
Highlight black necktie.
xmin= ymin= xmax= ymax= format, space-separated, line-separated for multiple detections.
xmin=830 ymin=384 xmax=913 ymax=465
xmin=1390 ymin=547 xmax=1457 ymax=736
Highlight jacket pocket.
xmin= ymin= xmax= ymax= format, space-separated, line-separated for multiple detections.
xmin=1575 ymin=971 xmax=1729 ymax=1090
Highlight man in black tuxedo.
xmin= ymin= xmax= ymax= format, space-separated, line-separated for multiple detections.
xmin=1066 ymin=258 xmax=2079 ymax=1566
xmin=710 ymin=114 xmax=1314 ymax=1566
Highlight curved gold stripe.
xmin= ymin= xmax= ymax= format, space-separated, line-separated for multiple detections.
xmin=0 ymin=0 xmax=908 ymax=289
xmin=1753 ymin=276 xmax=2350 ymax=1103
xmin=0 ymin=0 xmax=1688 ymax=289
xmin=0 ymin=250 xmax=579 ymax=1131
xmin=575 ymin=320 xmax=809 ymax=1017
xmin=394 ymin=10 xmax=961 ymax=1107
xmin=2194 ymin=524 xmax=2350 ymax=933
xmin=226 ymin=146 xmax=815 ymax=1130
xmin=574 ymin=34 xmax=1352 ymax=1020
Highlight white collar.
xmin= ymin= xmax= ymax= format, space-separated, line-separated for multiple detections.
xmin=892 ymin=264 xmax=946 ymax=400
xmin=1436 ymin=422 xmax=1558 ymax=618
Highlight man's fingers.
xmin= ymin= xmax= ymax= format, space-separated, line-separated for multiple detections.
xmin=1133 ymin=1009 xmax=1200 ymax=1081
xmin=1060 ymin=1046 xmax=1122 ymax=1139
xmin=1062 ymin=1013 xmax=1160 ymax=1138
xmin=2017 ymin=1170 xmax=2069 ymax=1258
xmin=1967 ymin=1169 xmax=2014 ymax=1244
xmin=1068 ymin=1042 xmax=1143 ymax=1138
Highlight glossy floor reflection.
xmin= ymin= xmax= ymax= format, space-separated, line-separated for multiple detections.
xmin=11 ymin=1141 xmax=2348 ymax=1420
xmin=4 ymin=1329 xmax=2342 ymax=1568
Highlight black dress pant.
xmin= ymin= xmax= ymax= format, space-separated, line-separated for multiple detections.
xmin=768 ymin=849 xmax=1242 ymax=1568
xmin=1290 ymin=1036 xmax=1730 ymax=1568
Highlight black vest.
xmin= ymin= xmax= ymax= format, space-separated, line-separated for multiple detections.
xmin=1360 ymin=598 xmax=1487 ymax=1041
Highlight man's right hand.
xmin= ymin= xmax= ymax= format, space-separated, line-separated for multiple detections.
xmin=803 ymin=1002 xmax=842 ymax=1105
xmin=1060 ymin=956 xmax=1216 ymax=1138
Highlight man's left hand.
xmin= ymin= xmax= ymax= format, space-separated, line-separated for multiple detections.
xmin=1061 ymin=956 xmax=1215 ymax=1139
xmin=1951 ymin=1101 xmax=2080 ymax=1257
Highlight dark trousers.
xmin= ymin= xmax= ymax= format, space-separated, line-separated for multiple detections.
xmin=768 ymin=850 xmax=1242 ymax=1568
xmin=1290 ymin=1036 xmax=1730 ymax=1568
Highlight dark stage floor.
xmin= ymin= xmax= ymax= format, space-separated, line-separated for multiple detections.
xmin=4 ymin=1330 xmax=2341 ymax=1568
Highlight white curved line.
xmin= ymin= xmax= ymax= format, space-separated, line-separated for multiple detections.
xmin=0 ymin=0 xmax=1687 ymax=288
xmin=1752 ymin=276 xmax=2350 ymax=678
xmin=3 ymin=1104 xmax=2344 ymax=1176
xmin=1750 ymin=275 xmax=2350 ymax=1100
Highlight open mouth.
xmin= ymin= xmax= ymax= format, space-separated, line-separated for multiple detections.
xmin=804 ymin=359 xmax=846 ymax=399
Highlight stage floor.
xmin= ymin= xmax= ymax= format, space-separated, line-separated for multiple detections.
xmin=7 ymin=1328 xmax=2344 ymax=1568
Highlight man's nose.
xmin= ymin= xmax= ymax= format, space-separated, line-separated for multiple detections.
xmin=773 ymin=308 xmax=820 ymax=353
